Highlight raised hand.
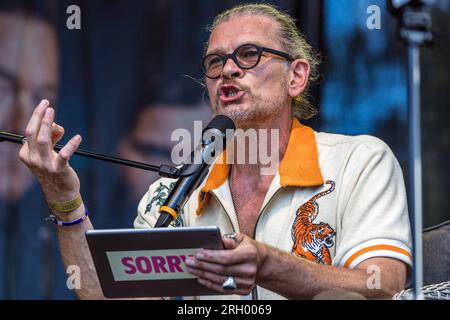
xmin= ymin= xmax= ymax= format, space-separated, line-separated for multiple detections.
xmin=19 ymin=99 xmax=82 ymax=205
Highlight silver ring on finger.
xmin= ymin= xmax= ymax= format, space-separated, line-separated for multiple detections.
xmin=223 ymin=232 xmax=239 ymax=246
xmin=222 ymin=275 xmax=237 ymax=290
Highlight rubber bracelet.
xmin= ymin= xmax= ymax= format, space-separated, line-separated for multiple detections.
xmin=46 ymin=207 xmax=88 ymax=227
xmin=48 ymin=194 xmax=82 ymax=213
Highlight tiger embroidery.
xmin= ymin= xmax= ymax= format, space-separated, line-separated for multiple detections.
xmin=291 ymin=180 xmax=336 ymax=264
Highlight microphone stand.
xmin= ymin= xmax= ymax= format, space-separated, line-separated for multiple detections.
xmin=0 ymin=131 xmax=181 ymax=179
xmin=388 ymin=0 xmax=434 ymax=300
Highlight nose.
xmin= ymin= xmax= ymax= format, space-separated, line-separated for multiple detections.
xmin=221 ymin=57 xmax=244 ymax=80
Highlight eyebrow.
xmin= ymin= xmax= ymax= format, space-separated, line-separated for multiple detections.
xmin=205 ymin=41 xmax=266 ymax=56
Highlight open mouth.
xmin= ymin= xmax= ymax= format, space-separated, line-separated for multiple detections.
xmin=219 ymin=85 xmax=245 ymax=103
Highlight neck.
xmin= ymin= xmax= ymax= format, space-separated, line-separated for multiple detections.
xmin=229 ymin=110 xmax=291 ymax=179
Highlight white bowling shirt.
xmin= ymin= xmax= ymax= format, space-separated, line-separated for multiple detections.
xmin=134 ymin=119 xmax=413 ymax=300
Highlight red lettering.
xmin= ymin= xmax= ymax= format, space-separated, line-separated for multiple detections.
xmin=135 ymin=256 xmax=152 ymax=274
xmin=151 ymin=256 xmax=168 ymax=273
xmin=121 ymin=254 xmax=191 ymax=275
xmin=121 ymin=257 xmax=137 ymax=274
xmin=166 ymin=256 xmax=183 ymax=273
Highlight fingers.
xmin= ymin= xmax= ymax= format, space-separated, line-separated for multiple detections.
xmin=21 ymin=98 xmax=80 ymax=166
xmin=222 ymin=233 xmax=243 ymax=250
xmin=189 ymin=259 xmax=255 ymax=295
xmin=185 ymin=238 xmax=258 ymax=295
xmin=197 ymin=277 xmax=242 ymax=295
xmin=186 ymin=258 xmax=256 ymax=280
xmin=222 ymin=238 xmax=236 ymax=250
xmin=25 ymin=99 xmax=50 ymax=151
xmin=196 ymin=274 xmax=254 ymax=295
xmin=18 ymin=141 xmax=30 ymax=165
xmin=19 ymin=99 xmax=82 ymax=202
xmin=57 ymin=134 xmax=82 ymax=165
xmin=198 ymin=278 xmax=251 ymax=295
xmin=36 ymin=107 xmax=55 ymax=159
xmin=195 ymin=243 xmax=257 ymax=266
xmin=51 ymin=123 xmax=65 ymax=146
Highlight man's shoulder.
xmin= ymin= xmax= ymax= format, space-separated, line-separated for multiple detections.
xmin=314 ymin=130 xmax=392 ymax=154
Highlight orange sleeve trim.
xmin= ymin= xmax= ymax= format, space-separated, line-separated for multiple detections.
xmin=344 ymin=245 xmax=412 ymax=268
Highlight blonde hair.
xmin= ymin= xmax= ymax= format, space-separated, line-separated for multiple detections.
xmin=206 ymin=3 xmax=320 ymax=120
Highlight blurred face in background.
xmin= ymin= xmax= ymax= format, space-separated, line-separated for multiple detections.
xmin=117 ymin=104 xmax=212 ymax=199
xmin=0 ymin=12 xmax=58 ymax=202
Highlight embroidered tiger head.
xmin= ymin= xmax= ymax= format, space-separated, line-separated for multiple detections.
xmin=291 ymin=181 xmax=336 ymax=265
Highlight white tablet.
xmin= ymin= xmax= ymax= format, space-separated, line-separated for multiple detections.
xmin=85 ymin=226 xmax=225 ymax=298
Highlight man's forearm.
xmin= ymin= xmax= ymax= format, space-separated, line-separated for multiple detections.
xmin=55 ymin=203 xmax=105 ymax=300
xmin=255 ymin=243 xmax=405 ymax=299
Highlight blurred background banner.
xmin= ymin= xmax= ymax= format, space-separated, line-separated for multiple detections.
xmin=0 ymin=0 xmax=448 ymax=299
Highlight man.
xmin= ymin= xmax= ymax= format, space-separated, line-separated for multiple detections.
xmin=19 ymin=3 xmax=412 ymax=300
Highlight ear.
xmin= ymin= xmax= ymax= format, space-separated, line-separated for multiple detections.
xmin=288 ymin=59 xmax=310 ymax=99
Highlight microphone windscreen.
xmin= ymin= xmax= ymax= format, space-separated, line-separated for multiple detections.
xmin=203 ymin=115 xmax=235 ymax=135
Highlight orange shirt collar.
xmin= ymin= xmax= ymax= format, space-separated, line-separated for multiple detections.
xmin=196 ymin=118 xmax=324 ymax=215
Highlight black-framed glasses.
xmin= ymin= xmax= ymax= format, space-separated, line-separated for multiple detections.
xmin=202 ymin=43 xmax=294 ymax=79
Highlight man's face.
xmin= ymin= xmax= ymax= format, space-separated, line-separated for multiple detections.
xmin=0 ymin=13 xmax=58 ymax=202
xmin=205 ymin=15 xmax=291 ymax=128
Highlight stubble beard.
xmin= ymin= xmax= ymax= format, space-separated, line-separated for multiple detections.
xmin=211 ymin=91 xmax=285 ymax=129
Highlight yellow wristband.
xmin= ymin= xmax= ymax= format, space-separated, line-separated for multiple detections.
xmin=48 ymin=194 xmax=82 ymax=213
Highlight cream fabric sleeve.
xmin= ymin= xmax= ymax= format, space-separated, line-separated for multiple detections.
xmin=134 ymin=182 xmax=158 ymax=229
xmin=133 ymin=178 xmax=185 ymax=229
xmin=333 ymin=136 xmax=413 ymax=269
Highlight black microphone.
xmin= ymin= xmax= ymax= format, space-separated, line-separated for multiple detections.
xmin=155 ymin=115 xmax=235 ymax=228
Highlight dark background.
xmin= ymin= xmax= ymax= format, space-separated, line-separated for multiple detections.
xmin=0 ymin=0 xmax=448 ymax=299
